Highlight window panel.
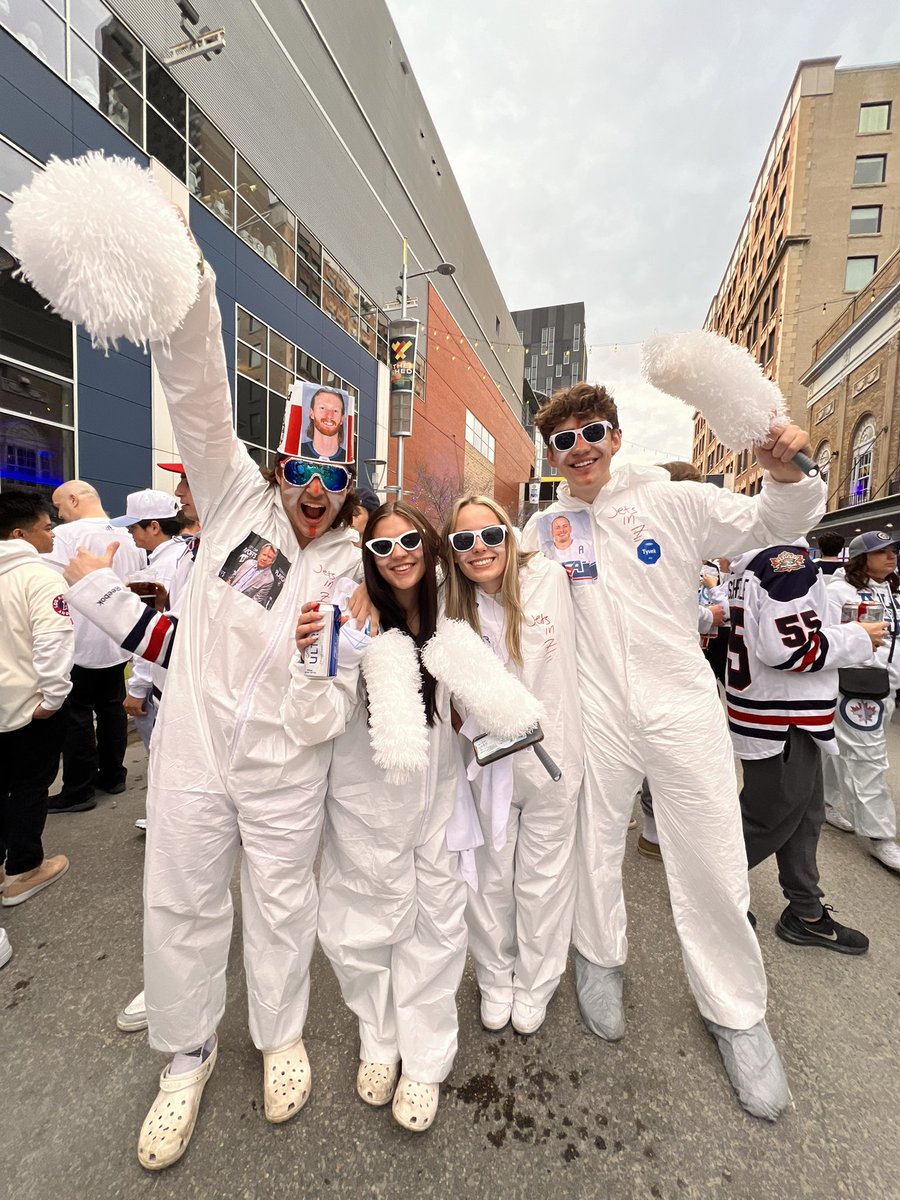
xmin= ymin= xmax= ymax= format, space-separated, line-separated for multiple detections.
xmin=188 ymin=154 xmax=234 ymax=226
xmin=322 ymin=285 xmax=359 ymax=338
xmin=858 ymin=103 xmax=891 ymax=134
xmin=236 ymin=204 xmax=293 ymax=278
xmin=236 ymin=341 xmax=266 ymax=384
xmin=236 ymin=375 xmax=266 ymax=445
xmin=296 ymin=222 xmax=321 ymax=272
xmin=322 ymin=252 xmax=359 ymax=310
xmin=0 ymin=413 xmax=75 ymax=496
xmin=295 ymin=258 xmax=322 ymax=304
xmin=0 ymin=361 xmax=74 ymax=425
xmin=237 ymin=308 xmax=266 ymax=353
xmin=0 ymin=270 xmax=73 ymax=379
xmin=267 ymin=393 xmax=286 ymax=449
xmin=849 ymin=205 xmax=882 ymax=235
xmin=268 ymin=364 xmax=291 ymax=398
xmin=146 ymin=55 xmax=186 ymax=132
xmin=70 ymin=0 xmax=143 ymax=88
xmin=854 ymin=154 xmax=887 ymax=185
xmin=0 ymin=140 xmax=40 ymax=201
xmin=844 ymin=256 xmax=878 ymax=291
xmin=268 ymin=330 xmax=292 ymax=371
xmin=237 ymin=155 xmax=285 ymax=226
xmin=147 ymin=109 xmax=186 ymax=182
xmin=243 ymin=443 xmax=270 ymax=468
xmin=70 ymin=36 xmax=143 ymax=142
xmin=295 ymin=349 xmax=321 ymax=384
xmin=4 ymin=0 xmax=66 ymax=76
xmin=188 ymin=106 xmax=234 ymax=183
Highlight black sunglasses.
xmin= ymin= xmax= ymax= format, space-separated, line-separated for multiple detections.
xmin=548 ymin=420 xmax=614 ymax=454
xmin=448 ymin=524 xmax=507 ymax=553
xmin=365 ymin=530 xmax=423 ymax=558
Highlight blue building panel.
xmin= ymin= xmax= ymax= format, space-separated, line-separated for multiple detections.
xmin=77 ymin=431 xmax=152 ymax=515
xmin=0 ymin=27 xmax=73 ymax=129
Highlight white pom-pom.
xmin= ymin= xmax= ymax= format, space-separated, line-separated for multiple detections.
xmin=362 ymin=629 xmax=430 ymax=784
xmin=423 ymin=618 xmax=543 ymax=740
xmin=9 ymin=152 xmax=199 ymax=352
xmin=642 ymin=330 xmax=788 ymax=452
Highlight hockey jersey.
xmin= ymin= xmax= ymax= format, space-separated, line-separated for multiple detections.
xmin=725 ymin=545 xmax=873 ymax=759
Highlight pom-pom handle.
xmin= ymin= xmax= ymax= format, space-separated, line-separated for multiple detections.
xmin=791 ymin=451 xmax=819 ymax=478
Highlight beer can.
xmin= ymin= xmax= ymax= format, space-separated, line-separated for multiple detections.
xmin=841 ymin=600 xmax=884 ymax=623
xmin=303 ymin=604 xmax=340 ymax=677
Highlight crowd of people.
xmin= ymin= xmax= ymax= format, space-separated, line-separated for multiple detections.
xmin=1 ymin=262 xmax=897 ymax=1172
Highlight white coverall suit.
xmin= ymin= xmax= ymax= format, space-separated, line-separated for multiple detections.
xmin=284 ymin=623 xmax=467 ymax=1083
xmin=823 ymin=577 xmax=899 ymax=839
xmin=523 ymin=465 xmax=825 ymax=1029
xmin=145 ymin=272 xmax=360 ymax=1054
xmin=462 ymin=554 xmax=584 ymax=1009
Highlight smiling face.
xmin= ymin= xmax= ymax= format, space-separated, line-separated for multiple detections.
xmin=866 ymin=545 xmax=898 ymax=581
xmin=551 ymin=516 xmax=572 ymax=549
xmin=546 ymin=412 xmax=621 ymax=501
xmin=277 ymin=465 xmax=346 ymax=547
xmin=257 ymin=543 xmax=277 ymax=569
xmin=453 ymin=502 xmax=508 ymax=595
xmin=311 ymin=392 xmax=344 ymax=438
xmin=369 ymin=513 xmax=425 ymax=596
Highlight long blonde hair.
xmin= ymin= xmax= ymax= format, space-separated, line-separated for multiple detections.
xmin=442 ymin=495 xmax=534 ymax=667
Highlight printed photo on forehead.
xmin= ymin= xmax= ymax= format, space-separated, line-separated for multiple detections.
xmin=218 ymin=531 xmax=291 ymax=611
xmin=279 ymin=380 xmax=355 ymax=465
xmin=536 ymin=509 xmax=598 ymax=583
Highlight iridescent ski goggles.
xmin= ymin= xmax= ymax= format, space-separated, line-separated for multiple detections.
xmin=281 ymin=458 xmax=351 ymax=492
xmin=548 ymin=420 xmax=614 ymax=454
xmin=365 ymin=530 xmax=423 ymax=558
xmin=448 ymin=524 xmax=507 ymax=553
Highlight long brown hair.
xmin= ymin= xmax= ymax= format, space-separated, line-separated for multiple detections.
xmin=442 ymin=495 xmax=534 ymax=668
xmin=363 ymin=501 xmax=445 ymax=725
xmin=845 ymin=552 xmax=900 ymax=594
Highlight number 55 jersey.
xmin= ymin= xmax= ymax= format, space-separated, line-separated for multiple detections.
xmin=725 ymin=546 xmax=874 ymax=760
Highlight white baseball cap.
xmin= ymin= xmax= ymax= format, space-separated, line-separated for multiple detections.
xmin=111 ymin=488 xmax=180 ymax=527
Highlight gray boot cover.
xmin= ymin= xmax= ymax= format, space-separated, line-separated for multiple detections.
xmin=704 ymin=1019 xmax=790 ymax=1121
xmin=574 ymin=952 xmax=625 ymax=1041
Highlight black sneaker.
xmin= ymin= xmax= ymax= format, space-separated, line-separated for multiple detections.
xmin=47 ymin=794 xmax=97 ymax=813
xmin=775 ymin=905 xmax=869 ymax=955
xmin=95 ymin=780 xmax=126 ymax=795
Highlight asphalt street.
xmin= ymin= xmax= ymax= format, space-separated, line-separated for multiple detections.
xmin=2 ymin=720 xmax=899 ymax=1200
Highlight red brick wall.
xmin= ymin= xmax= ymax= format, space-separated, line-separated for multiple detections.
xmin=388 ymin=284 xmax=534 ymax=525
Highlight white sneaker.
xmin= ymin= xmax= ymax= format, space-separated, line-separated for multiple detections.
xmin=511 ymin=998 xmax=546 ymax=1035
xmin=824 ymin=804 xmax=854 ymax=832
xmin=868 ymin=837 xmax=900 ymax=873
xmin=0 ymin=927 xmax=11 ymax=969
xmin=117 ymin=989 xmax=148 ymax=1032
xmin=480 ymin=998 xmax=512 ymax=1031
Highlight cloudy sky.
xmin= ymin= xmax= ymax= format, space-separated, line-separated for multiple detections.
xmin=386 ymin=0 xmax=900 ymax=466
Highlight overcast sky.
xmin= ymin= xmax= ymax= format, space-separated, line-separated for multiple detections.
xmin=385 ymin=1 xmax=900 ymax=466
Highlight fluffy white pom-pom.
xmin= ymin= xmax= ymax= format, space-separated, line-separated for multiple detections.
xmin=423 ymin=618 xmax=544 ymax=740
xmin=642 ymin=330 xmax=788 ymax=452
xmin=362 ymin=629 xmax=430 ymax=784
xmin=9 ymin=152 xmax=199 ymax=351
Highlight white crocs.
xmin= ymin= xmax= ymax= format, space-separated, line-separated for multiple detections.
xmin=263 ymin=1037 xmax=311 ymax=1123
xmin=357 ymin=1060 xmax=400 ymax=1106
xmin=392 ymin=1075 xmax=439 ymax=1132
xmin=137 ymin=1041 xmax=217 ymax=1170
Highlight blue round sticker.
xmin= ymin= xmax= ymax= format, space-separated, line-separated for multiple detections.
xmin=637 ymin=538 xmax=661 ymax=564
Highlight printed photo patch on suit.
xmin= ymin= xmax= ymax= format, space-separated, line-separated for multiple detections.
xmin=536 ymin=510 xmax=598 ymax=582
xmin=218 ymin=532 xmax=291 ymax=611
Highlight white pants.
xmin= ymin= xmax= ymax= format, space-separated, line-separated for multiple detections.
xmin=823 ymin=694 xmax=896 ymax=839
xmin=317 ymin=802 xmax=467 ymax=1084
xmin=143 ymin=781 xmax=325 ymax=1054
xmin=575 ymin=702 xmax=767 ymax=1031
xmin=465 ymin=769 xmax=577 ymax=1009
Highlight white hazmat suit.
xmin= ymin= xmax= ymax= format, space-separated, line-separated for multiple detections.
xmin=145 ymin=271 xmax=360 ymax=1054
xmin=523 ymin=465 xmax=825 ymax=1031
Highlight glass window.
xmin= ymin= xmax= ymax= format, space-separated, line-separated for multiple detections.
xmin=322 ymin=285 xmax=358 ymax=338
xmin=3 ymin=0 xmax=66 ymax=76
xmin=268 ymin=365 xmax=291 ymax=398
xmin=0 ymin=269 xmax=74 ymax=379
xmin=0 ymin=360 xmax=74 ymax=426
xmin=295 ymin=349 xmax=321 ymax=384
xmin=850 ymin=418 xmax=876 ymax=505
xmin=844 ymin=256 xmax=878 ymax=291
xmin=237 ymin=155 xmax=285 ymax=225
xmin=0 ymin=412 xmax=74 ymax=496
xmin=236 ymin=375 xmax=266 ymax=445
xmin=296 ymin=222 xmax=321 ymax=272
xmin=237 ymin=308 xmax=266 ymax=353
xmin=236 ymin=341 xmax=266 ymax=384
xmin=147 ymin=109 xmax=186 ymax=183
xmin=295 ymin=258 xmax=321 ymax=304
xmin=188 ymin=105 xmax=234 ymax=183
xmin=849 ymin=205 xmax=882 ymax=235
xmin=188 ymin=154 xmax=234 ymax=226
xmin=243 ymin=443 xmax=270 ymax=468
xmin=854 ymin=154 xmax=887 ymax=186
xmin=267 ymin=393 xmax=286 ymax=448
xmin=268 ymin=330 xmax=292 ymax=371
xmin=146 ymin=55 xmax=186 ymax=132
xmin=0 ymin=139 xmax=40 ymax=201
xmin=322 ymin=252 xmax=359 ymax=309
xmin=859 ymin=103 xmax=891 ymax=134
xmin=70 ymin=36 xmax=143 ymax=142
xmin=815 ymin=442 xmax=832 ymax=478
xmin=236 ymin=203 xmax=293 ymax=279
xmin=71 ymin=0 xmax=143 ymax=88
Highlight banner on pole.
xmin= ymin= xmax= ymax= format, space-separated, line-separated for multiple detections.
xmin=389 ymin=318 xmax=419 ymax=437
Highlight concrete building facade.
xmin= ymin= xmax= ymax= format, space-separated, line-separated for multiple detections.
xmin=0 ymin=0 xmax=528 ymax=514
xmin=692 ymin=57 xmax=900 ymax=496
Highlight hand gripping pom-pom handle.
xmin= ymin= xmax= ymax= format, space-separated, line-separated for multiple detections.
xmin=791 ymin=451 xmax=819 ymax=478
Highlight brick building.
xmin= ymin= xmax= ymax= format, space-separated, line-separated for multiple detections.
xmin=692 ymin=57 xmax=900 ymax=496
xmin=386 ymin=284 xmax=535 ymax=523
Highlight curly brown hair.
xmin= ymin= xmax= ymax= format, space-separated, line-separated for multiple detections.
xmin=659 ymin=461 xmax=703 ymax=482
xmin=534 ymin=383 xmax=619 ymax=446
xmin=844 ymin=552 xmax=900 ymax=594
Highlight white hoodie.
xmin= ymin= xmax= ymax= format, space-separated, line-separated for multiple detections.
xmin=0 ymin=540 xmax=74 ymax=733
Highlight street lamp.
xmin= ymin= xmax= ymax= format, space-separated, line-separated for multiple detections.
xmin=391 ymin=241 xmax=456 ymax=501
